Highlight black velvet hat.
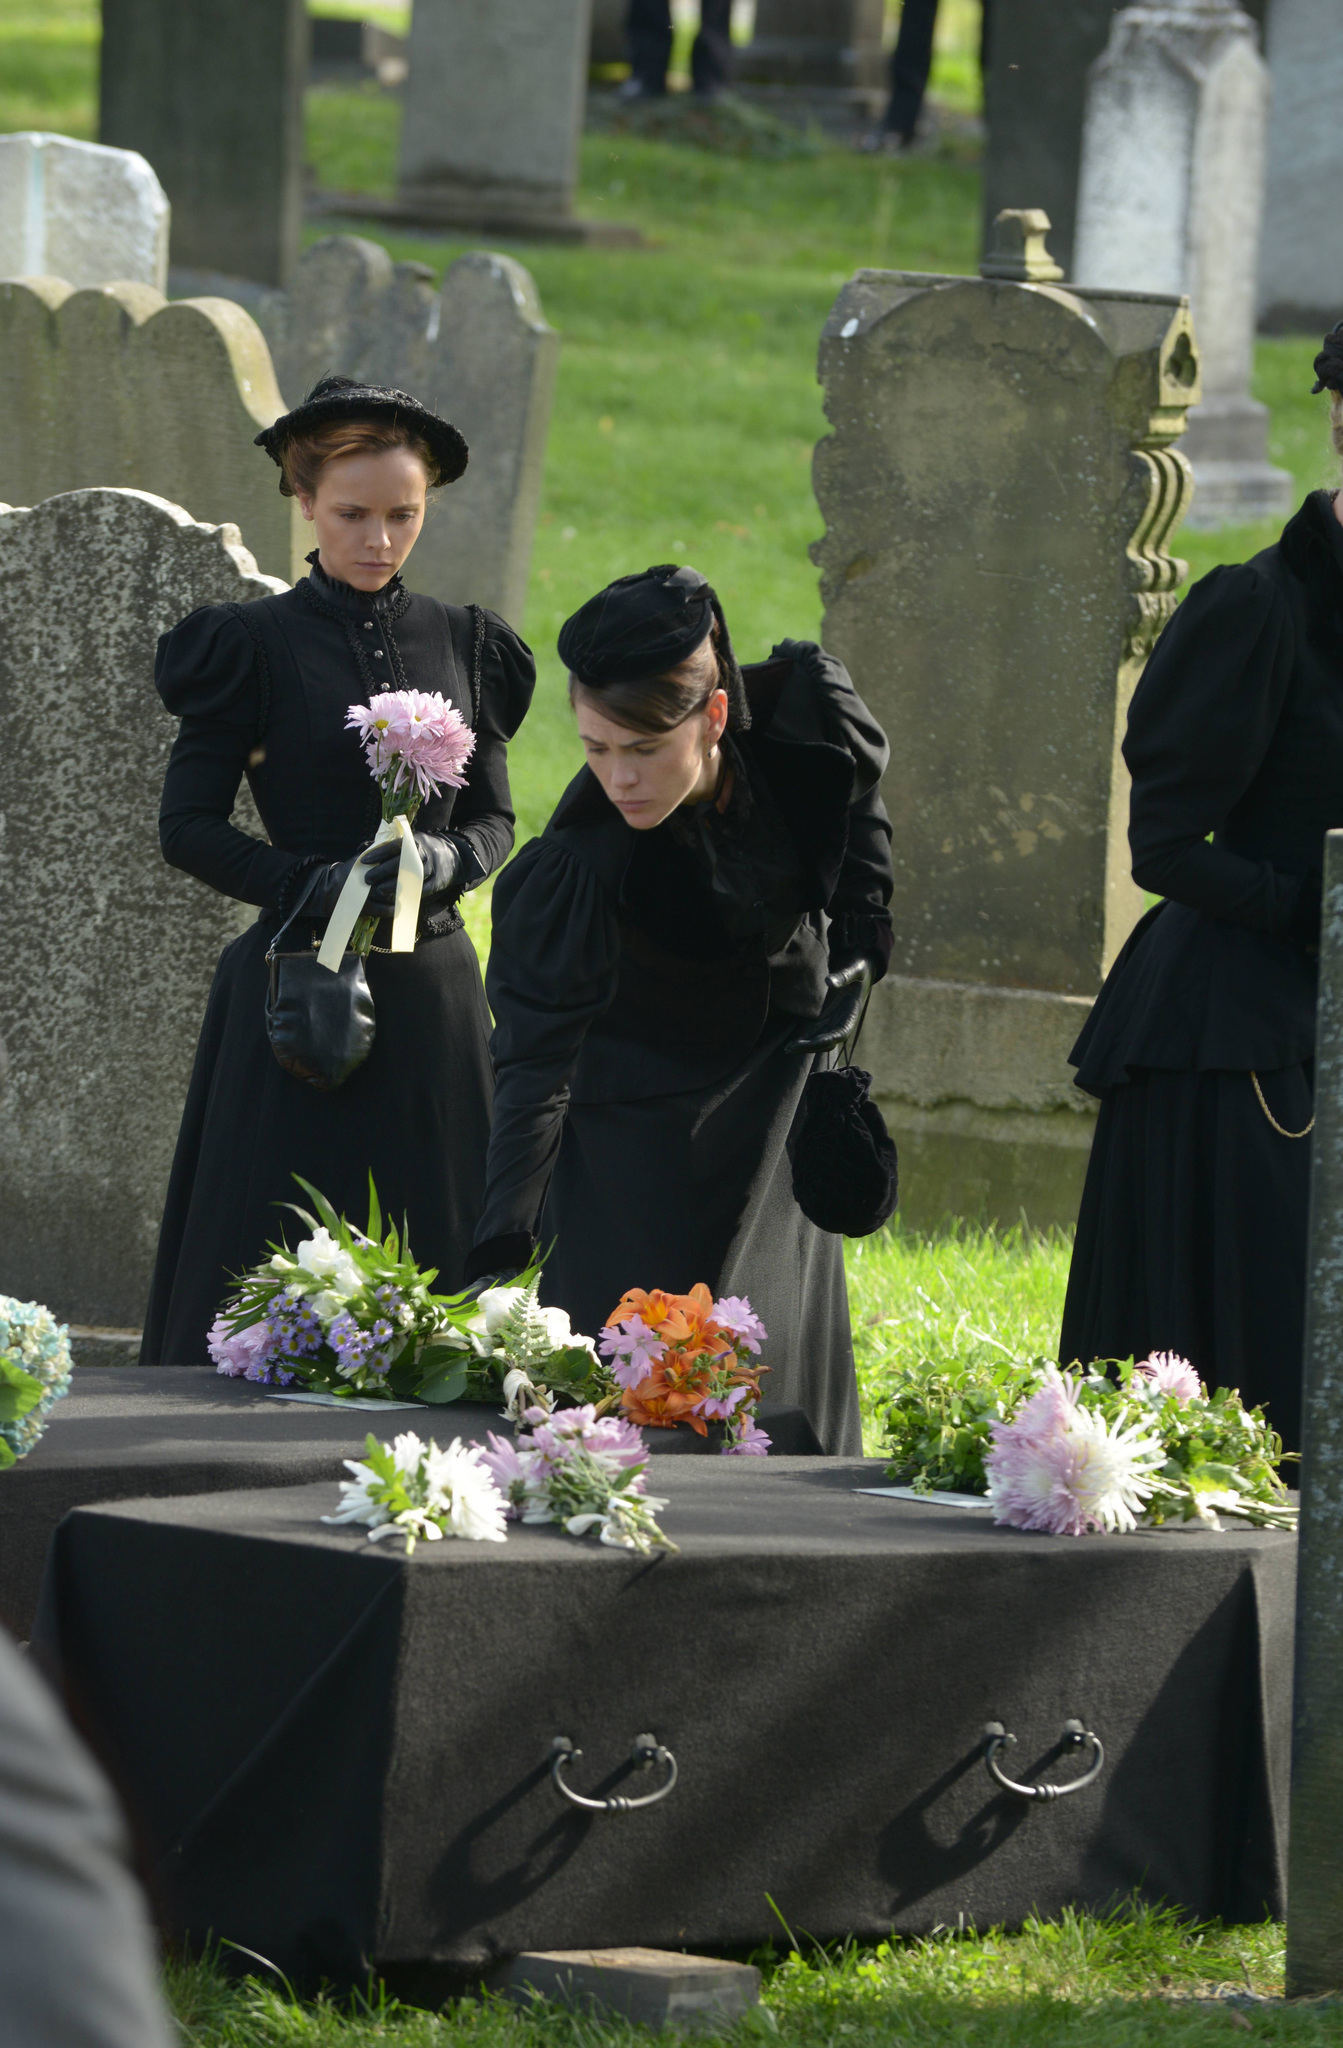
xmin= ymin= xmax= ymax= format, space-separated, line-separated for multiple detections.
xmin=559 ymin=563 xmax=751 ymax=729
xmin=255 ymin=373 xmax=469 ymax=484
xmin=1312 ymin=324 xmax=1343 ymax=395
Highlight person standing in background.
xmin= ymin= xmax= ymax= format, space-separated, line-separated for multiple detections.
xmin=621 ymin=0 xmax=734 ymax=99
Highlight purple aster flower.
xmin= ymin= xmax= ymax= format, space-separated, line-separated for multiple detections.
xmin=598 ymin=1315 xmax=666 ymax=1387
xmin=723 ymin=1412 xmax=771 ymax=1456
xmin=710 ymin=1295 xmax=768 ymax=1355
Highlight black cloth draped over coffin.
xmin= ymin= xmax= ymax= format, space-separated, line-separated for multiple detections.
xmin=32 ymin=1471 xmax=1293 ymax=1990
xmin=1061 ymin=492 xmax=1343 ymax=1446
xmin=142 ymin=561 xmax=535 ymax=1367
xmin=471 ymin=641 xmax=895 ymax=1457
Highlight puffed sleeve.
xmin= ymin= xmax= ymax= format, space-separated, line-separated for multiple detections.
xmin=466 ymin=837 xmax=618 ymax=1278
xmin=155 ymin=605 xmax=310 ymax=910
xmin=1124 ymin=564 xmax=1312 ymax=937
xmin=443 ymin=609 xmax=537 ymax=888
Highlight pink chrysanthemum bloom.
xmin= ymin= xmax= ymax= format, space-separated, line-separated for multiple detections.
xmin=598 ymin=1314 xmax=666 ymax=1387
xmin=346 ymin=689 xmax=475 ymax=802
xmin=986 ymin=1382 xmax=1165 ymax=1537
xmin=710 ymin=1295 xmax=768 ymax=1354
xmin=208 ymin=1313 xmax=275 ymax=1380
xmin=1134 ymin=1351 xmax=1202 ymax=1403
xmin=480 ymin=1430 xmax=532 ymax=1515
xmin=526 ymin=1403 xmax=648 ymax=1479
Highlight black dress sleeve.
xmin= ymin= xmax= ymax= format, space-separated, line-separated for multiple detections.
xmin=155 ymin=605 xmax=310 ymax=910
xmin=1123 ymin=565 xmax=1313 ymax=939
xmin=468 ymin=838 xmax=619 ymax=1276
xmin=444 ymin=609 xmax=537 ymax=888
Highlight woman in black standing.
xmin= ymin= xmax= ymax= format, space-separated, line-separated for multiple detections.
xmin=143 ymin=377 xmax=535 ymax=1365
xmin=1059 ymin=334 xmax=1343 ymax=1454
xmin=464 ymin=565 xmax=894 ymax=1455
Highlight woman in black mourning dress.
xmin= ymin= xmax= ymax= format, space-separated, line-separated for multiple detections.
xmin=1059 ymin=329 xmax=1343 ymax=1454
xmin=143 ymin=376 xmax=535 ymax=1365
xmin=463 ymin=566 xmax=894 ymax=1455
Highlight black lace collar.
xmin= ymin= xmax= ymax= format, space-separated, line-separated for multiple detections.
xmin=301 ymin=550 xmax=409 ymax=619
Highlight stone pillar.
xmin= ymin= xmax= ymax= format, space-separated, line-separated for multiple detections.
xmin=0 ymin=279 xmax=302 ymax=585
xmin=811 ymin=211 xmax=1200 ymax=1227
xmin=0 ymin=133 xmax=169 ymax=293
xmin=1289 ymin=825 xmax=1343 ymax=1997
xmin=0 ymin=489 xmax=285 ymax=1332
xmin=99 ymin=0 xmax=308 ymax=288
xmin=1072 ymin=0 xmax=1291 ymax=529
xmin=1258 ymin=0 xmax=1343 ymax=336
xmin=242 ymin=237 xmax=559 ymax=622
xmin=397 ymin=0 xmax=609 ymax=241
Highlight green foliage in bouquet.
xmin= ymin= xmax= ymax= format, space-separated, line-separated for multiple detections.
xmin=881 ymin=1355 xmax=1046 ymax=1496
xmin=0 ymin=1297 xmax=73 ymax=1468
xmin=468 ymin=1276 xmax=613 ymax=1416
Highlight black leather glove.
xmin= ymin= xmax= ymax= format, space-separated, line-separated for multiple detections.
xmin=305 ymin=857 xmax=363 ymax=922
xmin=786 ymin=954 xmax=875 ymax=1054
xmin=359 ymin=832 xmax=464 ymax=919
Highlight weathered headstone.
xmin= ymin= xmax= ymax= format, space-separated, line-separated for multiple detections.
xmin=242 ymin=237 xmax=558 ymax=622
xmin=1071 ymin=0 xmax=1291 ymax=527
xmin=1258 ymin=0 xmax=1343 ymax=336
xmin=394 ymin=0 xmax=630 ymax=244
xmin=0 ymin=489 xmax=286 ymax=1333
xmin=0 ymin=278 xmax=301 ymax=585
xmin=1289 ymin=824 xmax=1343 ymax=1998
xmin=738 ymin=0 xmax=886 ymax=89
xmin=99 ymin=0 xmax=307 ymax=287
xmin=0 ymin=133 xmax=169 ymax=293
xmin=812 ymin=211 xmax=1201 ymax=1226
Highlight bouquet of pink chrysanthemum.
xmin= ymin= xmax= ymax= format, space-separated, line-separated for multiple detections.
xmin=483 ymin=1404 xmax=677 ymax=1554
xmin=324 ymin=688 xmax=475 ymax=961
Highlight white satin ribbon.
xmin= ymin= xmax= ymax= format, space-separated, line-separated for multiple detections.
xmin=316 ymin=813 xmax=424 ymax=971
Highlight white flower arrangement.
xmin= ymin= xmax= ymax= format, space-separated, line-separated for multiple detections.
xmin=0 ymin=1296 xmax=73 ymax=1467
xmin=322 ymin=1432 xmax=508 ymax=1553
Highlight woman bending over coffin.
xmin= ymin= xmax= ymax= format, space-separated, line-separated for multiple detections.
xmin=143 ymin=376 xmax=535 ymax=1366
xmin=1059 ymin=328 xmax=1343 ymax=1455
xmin=464 ymin=565 xmax=894 ymax=1455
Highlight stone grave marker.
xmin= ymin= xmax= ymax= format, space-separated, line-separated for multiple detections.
xmin=811 ymin=210 xmax=1201 ymax=1226
xmin=0 ymin=133 xmax=169 ymax=293
xmin=100 ymin=0 xmax=307 ymax=287
xmin=1289 ymin=824 xmax=1343 ymax=1997
xmin=1258 ymin=0 xmax=1343 ymax=336
xmin=1071 ymin=0 xmax=1290 ymax=527
xmin=0 ymin=489 xmax=286 ymax=1336
xmin=738 ymin=0 xmax=887 ymax=90
xmin=0 ymin=278 xmax=301 ymax=585
xmin=242 ymin=237 xmax=558 ymax=622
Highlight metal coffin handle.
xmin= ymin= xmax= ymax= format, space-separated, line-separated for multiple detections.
xmin=982 ymin=1718 xmax=1105 ymax=1802
xmin=550 ymin=1733 xmax=678 ymax=1813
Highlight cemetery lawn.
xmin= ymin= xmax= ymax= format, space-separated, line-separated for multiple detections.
xmin=164 ymin=1907 xmax=1337 ymax=2043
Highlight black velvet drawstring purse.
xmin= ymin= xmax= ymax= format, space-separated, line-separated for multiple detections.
xmin=265 ymin=869 xmax=376 ymax=1092
xmin=791 ymin=1019 xmax=899 ymax=1238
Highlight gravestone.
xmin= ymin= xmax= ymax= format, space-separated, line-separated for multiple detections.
xmin=1289 ymin=825 xmax=1343 ymax=1997
xmin=1072 ymin=0 xmax=1291 ymax=528
xmin=233 ymin=237 xmax=558 ymax=622
xmin=1258 ymin=0 xmax=1343 ymax=335
xmin=99 ymin=0 xmax=307 ymax=287
xmin=395 ymin=0 xmax=630 ymax=244
xmin=0 ymin=278 xmax=301 ymax=585
xmin=0 ymin=134 xmax=168 ymax=293
xmin=0 ymin=489 xmax=286 ymax=1333
xmin=738 ymin=0 xmax=886 ymax=90
xmin=812 ymin=211 xmax=1201 ymax=1226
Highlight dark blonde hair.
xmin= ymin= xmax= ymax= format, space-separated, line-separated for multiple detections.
xmin=276 ymin=416 xmax=442 ymax=499
xmin=569 ymin=622 xmax=725 ymax=735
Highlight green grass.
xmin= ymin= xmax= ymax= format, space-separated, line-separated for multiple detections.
xmin=162 ymin=1905 xmax=1342 ymax=2044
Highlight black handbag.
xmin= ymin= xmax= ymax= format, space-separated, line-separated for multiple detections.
xmin=791 ymin=992 xmax=899 ymax=1236
xmin=265 ymin=870 xmax=376 ymax=1092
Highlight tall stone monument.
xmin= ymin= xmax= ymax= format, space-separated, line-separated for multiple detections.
xmin=395 ymin=0 xmax=629 ymax=243
xmin=1258 ymin=0 xmax=1343 ymax=336
xmin=1289 ymin=825 xmax=1343 ymax=1998
xmin=0 ymin=134 xmax=169 ymax=294
xmin=99 ymin=0 xmax=308 ymax=287
xmin=237 ymin=238 xmax=559 ymax=622
xmin=738 ymin=0 xmax=887 ymax=91
xmin=0 ymin=489 xmax=286 ymax=1335
xmin=812 ymin=211 xmax=1201 ymax=1226
xmin=0 ymin=279 xmax=301 ymax=585
xmin=1072 ymin=0 xmax=1291 ymax=528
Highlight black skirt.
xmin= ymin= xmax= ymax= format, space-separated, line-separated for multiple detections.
xmin=540 ymin=1022 xmax=864 ymax=1457
xmin=143 ymin=920 xmax=494 ymax=1365
xmin=1059 ymin=1063 xmax=1313 ymax=1454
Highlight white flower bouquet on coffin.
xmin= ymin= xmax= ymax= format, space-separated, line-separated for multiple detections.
xmin=881 ymin=1354 xmax=1296 ymax=1534
xmin=208 ymin=1175 xmax=605 ymax=1408
xmin=0 ymin=1296 xmax=73 ymax=1468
